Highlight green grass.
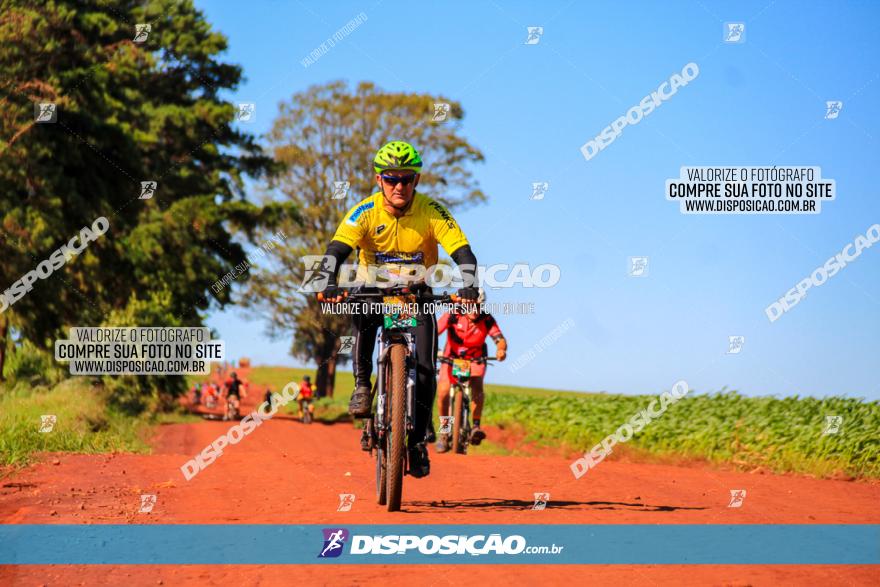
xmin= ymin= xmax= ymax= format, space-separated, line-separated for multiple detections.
xmin=0 ymin=378 xmax=155 ymax=468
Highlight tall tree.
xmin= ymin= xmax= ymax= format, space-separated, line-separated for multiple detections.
xmin=0 ymin=0 xmax=290 ymax=397
xmin=246 ymin=80 xmax=485 ymax=397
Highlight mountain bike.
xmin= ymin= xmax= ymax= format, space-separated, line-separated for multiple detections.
xmin=323 ymin=286 xmax=454 ymax=512
xmin=437 ymin=356 xmax=496 ymax=454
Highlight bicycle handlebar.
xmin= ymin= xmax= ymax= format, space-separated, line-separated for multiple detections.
xmin=437 ymin=356 xmax=497 ymax=365
xmin=318 ymin=287 xmax=463 ymax=304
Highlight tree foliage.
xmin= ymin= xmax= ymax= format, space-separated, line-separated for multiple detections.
xmin=0 ymin=0 xmax=291 ymax=397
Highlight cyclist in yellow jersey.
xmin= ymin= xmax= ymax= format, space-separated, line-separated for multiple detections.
xmin=316 ymin=141 xmax=480 ymax=478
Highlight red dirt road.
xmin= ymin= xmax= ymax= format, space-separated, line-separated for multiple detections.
xmin=2 ymin=389 xmax=878 ymax=585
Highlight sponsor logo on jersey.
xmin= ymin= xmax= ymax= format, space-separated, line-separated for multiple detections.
xmin=375 ymin=251 xmax=425 ymax=264
xmin=346 ymin=201 xmax=375 ymax=226
xmin=428 ymin=201 xmax=456 ymax=229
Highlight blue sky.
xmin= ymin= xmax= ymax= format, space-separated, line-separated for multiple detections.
xmin=198 ymin=0 xmax=880 ymax=399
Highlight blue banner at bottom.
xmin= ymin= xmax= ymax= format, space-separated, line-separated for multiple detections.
xmin=1 ymin=525 xmax=877 ymax=564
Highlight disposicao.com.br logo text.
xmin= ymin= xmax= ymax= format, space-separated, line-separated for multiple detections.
xmin=318 ymin=529 xmax=564 ymax=557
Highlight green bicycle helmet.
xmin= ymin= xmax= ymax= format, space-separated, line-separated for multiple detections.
xmin=373 ymin=141 xmax=423 ymax=174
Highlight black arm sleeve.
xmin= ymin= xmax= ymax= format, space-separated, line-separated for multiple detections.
xmin=450 ymin=244 xmax=478 ymax=288
xmin=322 ymin=240 xmax=354 ymax=286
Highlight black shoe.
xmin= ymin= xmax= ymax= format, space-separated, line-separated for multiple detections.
xmin=425 ymin=419 xmax=436 ymax=443
xmin=470 ymin=426 xmax=486 ymax=446
xmin=348 ymin=385 xmax=372 ymax=418
xmin=407 ymin=443 xmax=430 ymax=478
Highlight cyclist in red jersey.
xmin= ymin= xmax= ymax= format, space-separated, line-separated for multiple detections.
xmin=435 ymin=294 xmax=507 ymax=452
xmin=297 ymin=375 xmax=314 ymax=419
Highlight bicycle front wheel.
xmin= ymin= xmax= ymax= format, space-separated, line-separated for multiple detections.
xmin=452 ymin=387 xmax=465 ymax=454
xmin=386 ymin=343 xmax=407 ymax=512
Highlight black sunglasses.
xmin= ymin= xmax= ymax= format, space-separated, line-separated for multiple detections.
xmin=381 ymin=174 xmax=416 ymax=186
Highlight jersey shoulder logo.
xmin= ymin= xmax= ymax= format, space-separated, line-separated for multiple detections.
xmin=427 ymin=199 xmax=456 ymax=229
xmin=375 ymin=224 xmax=386 ymax=235
xmin=346 ymin=200 xmax=375 ymax=226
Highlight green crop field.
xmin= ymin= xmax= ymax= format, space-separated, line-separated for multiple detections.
xmin=485 ymin=387 xmax=880 ymax=479
xmin=249 ymin=366 xmax=880 ymax=479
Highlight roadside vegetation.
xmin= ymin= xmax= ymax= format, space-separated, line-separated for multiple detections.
xmin=5 ymin=362 xmax=877 ymax=480
xmin=1 ymin=378 xmax=149 ymax=468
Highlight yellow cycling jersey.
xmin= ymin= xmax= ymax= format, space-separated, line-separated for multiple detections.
xmin=332 ymin=192 xmax=469 ymax=275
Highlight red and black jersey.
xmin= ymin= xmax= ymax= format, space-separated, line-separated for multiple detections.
xmin=438 ymin=312 xmax=503 ymax=359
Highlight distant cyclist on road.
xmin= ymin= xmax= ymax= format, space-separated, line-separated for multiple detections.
xmin=223 ymin=372 xmax=244 ymax=418
xmin=264 ymin=387 xmax=274 ymax=408
xmin=435 ymin=292 xmax=507 ymax=453
xmin=298 ymin=375 xmax=315 ymax=420
xmin=315 ymin=140 xmax=481 ymax=478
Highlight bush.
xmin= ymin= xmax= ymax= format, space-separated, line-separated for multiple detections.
xmin=3 ymin=340 xmax=63 ymax=387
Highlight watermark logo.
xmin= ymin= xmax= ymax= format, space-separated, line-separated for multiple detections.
xmin=180 ymin=381 xmax=300 ymax=480
xmin=727 ymin=335 xmax=745 ymax=354
xmin=530 ymin=182 xmax=549 ymax=201
xmin=825 ymin=101 xmax=843 ymax=120
xmin=571 ymin=380 xmax=689 ymax=479
xmin=666 ymin=166 xmax=835 ymax=215
xmin=319 ymin=528 xmax=350 ymax=558
xmin=823 ymin=415 xmax=843 ymax=435
xmin=509 ymin=318 xmax=575 ymax=373
xmin=628 ymin=256 xmax=649 ymax=277
xmin=532 ymin=492 xmax=549 ymax=510
xmin=432 ymin=102 xmax=450 ymax=122
xmin=766 ymin=224 xmax=880 ymax=322
xmin=211 ymin=230 xmax=288 ymax=295
xmin=349 ymin=533 xmax=543 ymax=556
xmin=237 ymin=103 xmax=256 ymax=123
xmin=724 ymin=23 xmax=745 ymax=43
xmin=332 ymin=181 xmax=350 ymax=200
xmin=337 ymin=336 xmax=355 ymax=355
xmin=134 ymin=23 xmax=151 ymax=43
xmin=301 ymin=12 xmax=368 ymax=68
xmin=525 ymin=26 xmax=544 ymax=45
xmin=298 ymin=255 xmax=337 ymax=293
xmin=139 ymin=494 xmax=157 ymax=513
xmin=139 ymin=180 xmax=157 ymax=200
xmin=39 ymin=415 xmax=57 ymax=433
xmin=35 ymin=103 xmax=57 ymax=123
xmin=2 ymin=217 xmax=110 ymax=314
xmin=337 ymin=494 xmax=355 ymax=512
xmin=728 ymin=489 xmax=747 ymax=508
xmin=581 ymin=62 xmax=699 ymax=161
xmin=302 ymin=257 xmax=560 ymax=292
